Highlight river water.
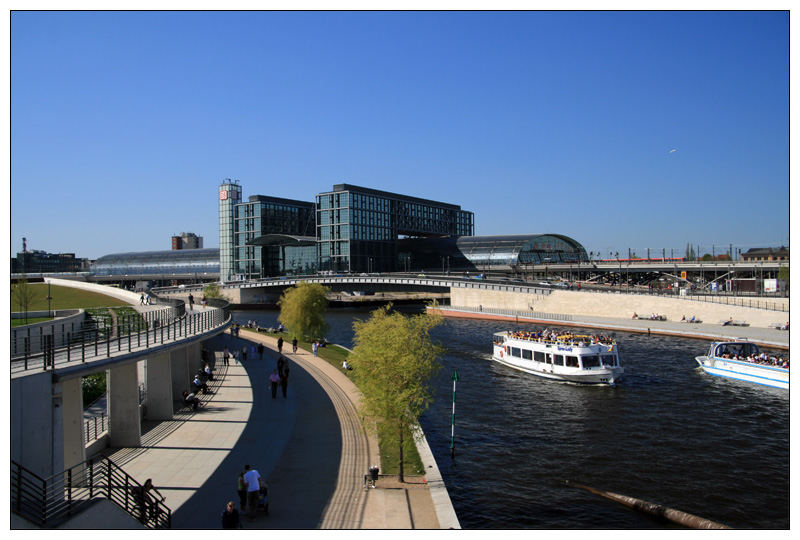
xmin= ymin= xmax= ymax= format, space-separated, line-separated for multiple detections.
xmin=232 ymin=307 xmax=789 ymax=529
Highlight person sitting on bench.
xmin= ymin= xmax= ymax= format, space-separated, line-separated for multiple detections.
xmin=183 ymin=390 xmax=201 ymax=410
xmin=193 ymin=374 xmax=210 ymax=394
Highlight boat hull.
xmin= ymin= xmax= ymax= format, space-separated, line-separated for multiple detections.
xmin=491 ymin=353 xmax=623 ymax=385
xmin=695 ymin=356 xmax=789 ymax=390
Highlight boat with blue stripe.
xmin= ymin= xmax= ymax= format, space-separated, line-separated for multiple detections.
xmin=695 ymin=340 xmax=789 ymax=390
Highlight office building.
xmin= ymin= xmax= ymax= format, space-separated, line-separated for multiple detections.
xmin=316 ymin=184 xmax=474 ymax=273
xmin=171 ymin=232 xmax=203 ymax=250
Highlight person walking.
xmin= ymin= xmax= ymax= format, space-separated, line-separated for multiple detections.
xmin=277 ymin=356 xmax=286 ymax=378
xmin=188 ymin=293 xmax=194 ymax=311
xmin=221 ymin=501 xmax=241 ymax=529
xmin=277 ymin=336 xmax=283 ymax=354
xmin=236 ymin=471 xmax=247 ymax=515
xmin=250 ymin=344 xmax=256 ymax=360
xmin=292 ymin=337 xmax=298 ymax=353
xmin=242 ymin=345 xmax=248 ymax=362
xmin=223 ymin=347 xmax=230 ymax=366
xmin=258 ymin=343 xmax=264 ymax=360
xmin=280 ymin=367 xmax=290 ymax=398
xmin=243 ymin=465 xmax=262 ymax=518
xmin=312 ymin=341 xmax=318 ymax=357
xmin=233 ymin=350 xmax=239 ymax=364
xmin=269 ymin=370 xmax=281 ymax=399
xmin=140 ymin=293 xmax=145 ymax=305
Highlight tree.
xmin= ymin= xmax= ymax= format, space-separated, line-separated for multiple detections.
xmin=203 ymin=282 xmax=224 ymax=299
xmin=12 ymin=277 xmax=37 ymax=324
xmin=277 ymin=282 xmax=330 ymax=341
xmin=348 ymin=305 xmax=444 ymax=482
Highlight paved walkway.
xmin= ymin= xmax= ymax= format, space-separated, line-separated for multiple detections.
xmin=101 ymin=328 xmax=454 ymax=529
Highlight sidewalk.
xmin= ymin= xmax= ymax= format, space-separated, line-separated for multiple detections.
xmin=101 ymin=328 xmax=452 ymax=529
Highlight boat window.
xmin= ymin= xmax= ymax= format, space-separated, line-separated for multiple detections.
xmin=546 ymin=354 xmax=553 ymax=364
xmin=601 ymin=355 xmax=616 ymax=366
xmin=565 ymin=356 xmax=579 ymax=367
xmin=534 ymin=351 xmax=546 ymax=362
xmin=511 ymin=347 xmax=521 ymax=357
xmin=522 ymin=349 xmax=532 ymax=360
xmin=553 ymin=354 xmax=564 ymax=366
xmin=581 ymin=355 xmax=600 ymax=368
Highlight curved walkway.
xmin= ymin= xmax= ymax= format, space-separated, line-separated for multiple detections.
xmin=99 ymin=328 xmax=453 ymax=529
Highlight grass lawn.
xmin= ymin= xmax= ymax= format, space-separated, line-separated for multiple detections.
xmin=11 ymin=317 xmax=53 ymax=327
xmin=241 ymin=327 xmax=425 ymax=476
xmin=12 ymin=283 xmax=131 ymax=312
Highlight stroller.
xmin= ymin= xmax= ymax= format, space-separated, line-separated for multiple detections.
xmin=257 ymin=485 xmax=269 ymax=515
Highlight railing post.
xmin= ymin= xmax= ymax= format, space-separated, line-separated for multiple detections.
xmin=14 ymin=463 xmax=22 ymax=514
xmin=67 ymin=332 xmax=71 ymax=363
xmin=128 ymin=322 xmax=132 ymax=352
xmin=107 ymin=459 xmax=112 ymax=501
xmin=106 ymin=328 xmax=111 ymax=357
xmin=41 ymin=476 xmax=47 ymax=525
xmin=89 ymin=458 xmax=94 ymax=499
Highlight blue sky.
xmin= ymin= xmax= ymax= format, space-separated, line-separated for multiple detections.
xmin=11 ymin=11 xmax=789 ymax=260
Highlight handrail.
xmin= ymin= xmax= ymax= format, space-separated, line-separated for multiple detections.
xmin=11 ymin=295 xmax=231 ymax=374
xmin=11 ymin=456 xmax=171 ymax=528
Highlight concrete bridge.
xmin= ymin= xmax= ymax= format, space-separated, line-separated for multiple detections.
xmin=11 ymin=279 xmax=232 ymax=481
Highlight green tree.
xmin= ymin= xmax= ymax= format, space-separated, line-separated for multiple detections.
xmin=12 ymin=277 xmax=38 ymax=324
xmin=203 ymin=282 xmax=224 ymax=299
xmin=348 ymin=305 xmax=444 ymax=482
xmin=82 ymin=373 xmax=107 ymax=405
xmin=277 ymin=282 xmax=330 ymax=341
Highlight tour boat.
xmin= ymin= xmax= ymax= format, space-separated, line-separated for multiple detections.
xmin=491 ymin=330 xmax=623 ymax=385
xmin=695 ymin=340 xmax=789 ymax=390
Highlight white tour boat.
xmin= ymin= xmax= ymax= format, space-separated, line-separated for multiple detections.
xmin=491 ymin=330 xmax=623 ymax=385
xmin=695 ymin=340 xmax=789 ymax=390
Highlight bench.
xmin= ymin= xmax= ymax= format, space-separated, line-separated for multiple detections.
xmin=769 ymin=322 xmax=789 ymax=330
xmin=682 ymin=318 xmax=702 ymax=324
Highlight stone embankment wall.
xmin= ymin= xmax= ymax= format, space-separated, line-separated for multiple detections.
xmin=451 ymin=288 xmax=789 ymax=328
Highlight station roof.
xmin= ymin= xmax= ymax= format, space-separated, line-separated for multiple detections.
xmin=246 ymin=234 xmax=317 ymax=247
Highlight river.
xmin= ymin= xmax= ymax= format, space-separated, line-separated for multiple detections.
xmin=232 ymin=307 xmax=789 ymax=529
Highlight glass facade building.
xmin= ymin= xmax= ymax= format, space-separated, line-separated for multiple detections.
xmin=398 ymin=234 xmax=588 ymax=272
xmin=316 ymin=184 xmax=474 ymax=273
xmin=92 ymin=249 xmax=220 ymax=279
xmin=233 ymin=195 xmax=317 ymax=279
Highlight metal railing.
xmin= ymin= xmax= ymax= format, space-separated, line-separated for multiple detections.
xmin=11 ymin=456 xmax=171 ymax=528
xmin=11 ymin=297 xmax=230 ymax=374
xmin=578 ymin=286 xmax=789 ymax=312
xmin=85 ymin=413 xmax=108 ymax=444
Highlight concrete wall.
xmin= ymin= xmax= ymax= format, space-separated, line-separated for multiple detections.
xmin=450 ymin=288 xmax=789 ymax=328
xmin=44 ymin=277 xmax=141 ymax=304
xmin=11 ymin=372 xmax=58 ymax=477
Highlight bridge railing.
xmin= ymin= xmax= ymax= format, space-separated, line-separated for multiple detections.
xmin=579 ymin=286 xmax=789 ymax=312
xmin=11 ymin=299 xmax=231 ymax=374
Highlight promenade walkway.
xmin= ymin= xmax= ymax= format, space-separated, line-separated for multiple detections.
xmin=99 ymin=327 xmax=456 ymax=529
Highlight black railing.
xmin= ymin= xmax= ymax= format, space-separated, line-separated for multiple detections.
xmin=11 ymin=457 xmax=171 ymax=528
xmin=85 ymin=413 xmax=108 ymax=444
xmin=11 ymin=299 xmax=230 ymax=374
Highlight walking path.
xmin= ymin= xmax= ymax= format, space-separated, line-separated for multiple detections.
xmin=100 ymin=328 xmax=457 ymax=529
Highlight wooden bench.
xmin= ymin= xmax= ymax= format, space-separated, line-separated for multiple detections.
xmin=769 ymin=322 xmax=789 ymax=330
xmin=720 ymin=319 xmax=749 ymax=327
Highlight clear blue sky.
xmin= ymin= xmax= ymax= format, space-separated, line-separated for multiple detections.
xmin=11 ymin=10 xmax=789 ymax=260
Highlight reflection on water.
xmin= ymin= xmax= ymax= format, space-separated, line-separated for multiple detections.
xmin=232 ymin=308 xmax=789 ymax=529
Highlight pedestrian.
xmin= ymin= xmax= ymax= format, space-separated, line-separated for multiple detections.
xmin=236 ymin=471 xmax=247 ymax=515
xmin=292 ymin=337 xmax=298 ymax=353
xmin=233 ymin=350 xmax=239 ymax=364
xmin=221 ymin=501 xmax=241 ymax=529
xmin=277 ymin=356 xmax=286 ymax=377
xmin=312 ymin=341 xmax=318 ymax=357
xmin=250 ymin=344 xmax=256 ymax=360
xmin=277 ymin=336 xmax=283 ymax=353
xmin=243 ymin=465 xmax=262 ymax=517
xmin=280 ymin=367 xmax=290 ymax=398
xmin=132 ymin=478 xmax=164 ymax=524
xmin=242 ymin=345 xmax=248 ymax=362
xmin=269 ymin=370 xmax=281 ymax=399
xmin=258 ymin=343 xmax=264 ymax=360
xmin=145 ymin=293 xmax=151 ymax=305
xmin=188 ymin=293 xmax=194 ymax=311
xmin=223 ymin=347 xmax=230 ymax=366
xmin=201 ymin=295 xmax=207 ymax=308
xmin=140 ymin=293 xmax=145 ymax=305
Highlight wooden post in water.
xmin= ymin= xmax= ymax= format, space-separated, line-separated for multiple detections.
xmin=565 ymin=481 xmax=730 ymax=529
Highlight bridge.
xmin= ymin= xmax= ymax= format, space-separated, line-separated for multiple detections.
xmin=11 ymin=278 xmax=232 ymax=494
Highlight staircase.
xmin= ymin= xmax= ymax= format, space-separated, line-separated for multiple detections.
xmin=11 ymin=457 xmax=171 ymax=529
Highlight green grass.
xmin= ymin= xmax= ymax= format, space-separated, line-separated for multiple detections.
xmin=12 ymin=283 xmax=131 ymax=312
xmin=240 ymin=327 xmax=426 ymax=476
xmin=11 ymin=317 xmax=53 ymax=327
